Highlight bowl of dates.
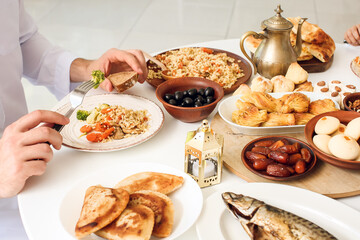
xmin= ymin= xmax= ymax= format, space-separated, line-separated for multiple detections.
xmin=155 ymin=77 xmax=224 ymax=122
xmin=241 ymin=136 xmax=317 ymax=181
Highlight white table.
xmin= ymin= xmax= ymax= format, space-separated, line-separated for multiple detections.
xmin=18 ymin=39 xmax=360 ymax=240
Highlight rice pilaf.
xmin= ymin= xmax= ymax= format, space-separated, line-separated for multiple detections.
xmin=147 ymin=47 xmax=244 ymax=89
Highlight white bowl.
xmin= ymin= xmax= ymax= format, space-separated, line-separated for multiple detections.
xmin=218 ymin=92 xmax=340 ymax=135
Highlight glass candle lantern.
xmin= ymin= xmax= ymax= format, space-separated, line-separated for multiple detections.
xmin=184 ymin=119 xmax=224 ymax=188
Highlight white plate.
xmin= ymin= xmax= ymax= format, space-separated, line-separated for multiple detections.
xmin=218 ymin=92 xmax=340 ymax=135
xmin=58 ymin=162 xmax=203 ymax=240
xmin=196 ymin=182 xmax=360 ymax=240
xmin=56 ymin=94 xmax=164 ymax=152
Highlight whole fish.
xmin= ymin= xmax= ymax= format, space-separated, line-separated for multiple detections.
xmin=222 ymin=192 xmax=337 ymax=240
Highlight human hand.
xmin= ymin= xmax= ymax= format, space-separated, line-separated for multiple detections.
xmin=89 ymin=49 xmax=148 ymax=92
xmin=0 ymin=110 xmax=69 ymax=198
xmin=344 ymin=24 xmax=360 ymax=46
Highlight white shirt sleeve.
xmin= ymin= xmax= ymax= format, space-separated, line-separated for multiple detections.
xmin=19 ymin=0 xmax=78 ymax=100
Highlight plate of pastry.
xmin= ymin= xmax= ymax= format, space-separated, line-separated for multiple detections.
xmin=58 ymin=162 xmax=203 ymax=240
xmin=218 ymin=91 xmax=340 ymax=135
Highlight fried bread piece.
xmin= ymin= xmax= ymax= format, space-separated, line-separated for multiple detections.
xmin=276 ymin=93 xmax=310 ymax=113
xmin=114 ymin=172 xmax=184 ymax=195
xmin=95 ymin=205 xmax=155 ymax=240
xmin=75 ymin=186 xmax=129 ymax=239
xmin=128 ymin=190 xmax=174 ymax=238
xmin=108 ymin=71 xmax=138 ymax=93
xmin=288 ymin=17 xmax=329 ymax=44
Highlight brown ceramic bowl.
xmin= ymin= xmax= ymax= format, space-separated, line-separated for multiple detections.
xmin=155 ymin=77 xmax=224 ymax=123
xmin=241 ymin=136 xmax=317 ymax=181
xmin=304 ymin=110 xmax=360 ymax=169
xmin=343 ymin=92 xmax=360 ymax=112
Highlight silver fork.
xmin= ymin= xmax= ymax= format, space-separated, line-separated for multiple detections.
xmin=53 ymin=80 xmax=95 ymax=132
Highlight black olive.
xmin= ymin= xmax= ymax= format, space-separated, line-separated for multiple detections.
xmin=164 ymin=93 xmax=174 ymax=101
xmin=183 ymin=90 xmax=189 ymax=97
xmin=194 ymin=101 xmax=203 ymax=107
xmin=204 ymin=87 xmax=215 ymax=97
xmin=187 ymin=88 xmax=197 ymax=97
xmin=174 ymin=91 xmax=184 ymax=101
xmin=198 ymin=88 xmax=205 ymax=96
xmin=180 ymin=101 xmax=187 ymax=107
xmin=195 ymin=95 xmax=205 ymax=103
xmin=183 ymin=97 xmax=194 ymax=107
xmin=168 ymin=99 xmax=177 ymax=105
xmin=206 ymin=96 xmax=214 ymax=104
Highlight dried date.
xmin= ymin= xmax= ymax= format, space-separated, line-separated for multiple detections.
xmin=266 ymin=164 xmax=291 ymax=177
xmin=253 ymin=158 xmax=273 ymax=171
xmin=300 ymin=148 xmax=311 ymax=163
xmin=245 ymin=151 xmax=267 ymax=161
xmin=268 ymin=151 xmax=289 ymax=164
xmin=254 ymin=140 xmax=275 ymax=147
xmin=251 ymin=146 xmax=271 ymax=155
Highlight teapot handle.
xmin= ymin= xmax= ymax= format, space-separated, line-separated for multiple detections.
xmin=240 ymin=31 xmax=264 ymax=75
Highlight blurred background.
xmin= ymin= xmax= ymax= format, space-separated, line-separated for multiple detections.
xmin=23 ymin=0 xmax=360 ymax=111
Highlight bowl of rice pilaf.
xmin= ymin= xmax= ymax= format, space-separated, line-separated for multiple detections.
xmin=146 ymin=47 xmax=252 ymax=94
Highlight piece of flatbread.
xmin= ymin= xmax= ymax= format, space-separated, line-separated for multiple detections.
xmin=108 ymin=71 xmax=138 ymax=93
xmin=285 ymin=62 xmax=308 ymax=85
xmin=114 ymin=172 xmax=184 ymax=195
xmin=95 ymin=205 xmax=155 ymax=240
xmin=289 ymin=32 xmax=314 ymax=61
xmin=75 ymin=186 xmax=129 ymax=239
xmin=128 ymin=190 xmax=174 ymax=238
xmin=302 ymin=35 xmax=335 ymax=62
xmin=288 ymin=17 xmax=329 ymax=44
xmin=244 ymin=34 xmax=262 ymax=53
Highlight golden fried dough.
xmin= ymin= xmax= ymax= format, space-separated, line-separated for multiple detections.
xmin=114 ymin=172 xmax=184 ymax=195
xmin=75 ymin=186 xmax=129 ymax=239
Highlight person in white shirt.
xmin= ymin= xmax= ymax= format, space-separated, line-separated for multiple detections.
xmin=0 ymin=0 xmax=148 ymax=238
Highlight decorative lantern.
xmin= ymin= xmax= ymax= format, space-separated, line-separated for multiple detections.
xmin=184 ymin=119 xmax=224 ymax=188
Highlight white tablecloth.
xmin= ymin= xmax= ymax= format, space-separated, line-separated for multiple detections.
xmin=15 ymin=39 xmax=360 ymax=240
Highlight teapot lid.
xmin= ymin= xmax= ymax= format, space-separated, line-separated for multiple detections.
xmin=261 ymin=5 xmax=293 ymax=30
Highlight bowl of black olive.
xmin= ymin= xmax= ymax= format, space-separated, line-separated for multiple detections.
xmin=155 ymin=77 xmax=224 ymax=122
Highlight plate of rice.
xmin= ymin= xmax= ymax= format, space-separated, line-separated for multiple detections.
xmin=146 ymin=47 xmax=252 ymax=95
xmin=56 ymin=93 xmax=164 ymax=152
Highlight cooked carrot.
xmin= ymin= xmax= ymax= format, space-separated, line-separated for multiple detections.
xmin=80 ymin=125 xmax=93 ymax=133
xmin=201 ymin=47 xmax=213 ymax=54
xmin=95 ymin=122 xmax=107 ymax=132
xmin=86 ymin=133 xmax=102 ymax=142
xmin=106 ymin=115 xmax=112 ymax=121
xmin=101 ymin=127 xmax=115 ymax=139
xmin=101 ymin=108 xmax=113 ymax=114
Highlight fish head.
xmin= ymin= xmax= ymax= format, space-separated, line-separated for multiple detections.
xmin=222 ymin=192 xmax=264 ymax=220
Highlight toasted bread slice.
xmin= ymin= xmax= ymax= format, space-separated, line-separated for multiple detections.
xmin=75 ymin=186 xmax=129 ymax=239
xmin=108 ymin=71 xmax=138 ymax=93
xmin=129 ymin=190 xmax=174 ymax=238
xmin=114 ymin=172 xmax=184 ymax=195
xmin=95 ymin=205 xmax=155 ymax=240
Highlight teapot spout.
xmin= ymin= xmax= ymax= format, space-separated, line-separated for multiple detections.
xmin=294 ymin=17 xmax=308 ymax=57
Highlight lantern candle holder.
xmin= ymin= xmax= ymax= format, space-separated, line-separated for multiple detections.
xmin=184 ymin=119 xmax=224 ymax=188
